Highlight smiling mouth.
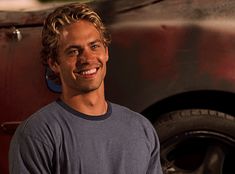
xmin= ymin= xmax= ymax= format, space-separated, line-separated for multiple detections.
xmin=80 ymin=68 xmax=97 ymax=75
xmin=75 ymin=67 xmax=99 ymax=78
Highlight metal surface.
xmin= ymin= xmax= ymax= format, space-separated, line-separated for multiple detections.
xmin=9 ymin=28 xmax=22 ymax=41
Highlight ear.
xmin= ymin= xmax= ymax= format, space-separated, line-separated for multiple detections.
xmin=47 ymin=58 xmax=60 ymax=74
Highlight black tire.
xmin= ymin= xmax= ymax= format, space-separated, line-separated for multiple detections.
xmin=153 ymin=109 xmax=235 ymax=174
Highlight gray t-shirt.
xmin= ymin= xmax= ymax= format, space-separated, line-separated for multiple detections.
xmin=9 ymin=100 xmax=163 ymax=174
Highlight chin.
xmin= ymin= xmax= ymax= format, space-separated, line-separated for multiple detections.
xmin=78 ymin=82 xmax=102 ymax=93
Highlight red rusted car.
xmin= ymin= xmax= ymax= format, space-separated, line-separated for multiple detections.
xmin=1 ymin=0 xmax=235 ymax=173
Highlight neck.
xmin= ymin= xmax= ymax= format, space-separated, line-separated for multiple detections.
xmin=60 ymin=85 xmax=107 ymax=116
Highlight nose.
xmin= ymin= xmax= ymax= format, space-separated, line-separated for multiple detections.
xmin=78 ymin=48 xmax=95 ymax=64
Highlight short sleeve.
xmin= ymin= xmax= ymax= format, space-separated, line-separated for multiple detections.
xmin=9 ymin=132 xmax=54 ymax=174
xmin=146 ymin=129 xmax=163 ymax=174
xmin=143 ymin=119 xmax=163 ymax=174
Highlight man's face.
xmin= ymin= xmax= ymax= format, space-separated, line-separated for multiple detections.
xmin=50 ymin=20 xmax=109 ymax=94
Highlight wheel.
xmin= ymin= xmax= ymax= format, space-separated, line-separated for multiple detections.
xmin=153 ymin=109 xmax=235 ymax=174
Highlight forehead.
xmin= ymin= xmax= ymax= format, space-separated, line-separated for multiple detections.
xmin=60 ymin=20 xmax=101 ymax=42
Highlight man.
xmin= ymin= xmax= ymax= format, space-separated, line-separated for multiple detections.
xmin=9 ymin=3 xmax=163 ymax=174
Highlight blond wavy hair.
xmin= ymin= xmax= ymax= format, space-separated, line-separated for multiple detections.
xmin=41 ymin=3 xmax=111 ymax=84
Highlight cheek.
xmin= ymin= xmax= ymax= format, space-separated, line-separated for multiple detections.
xmin=102 ymin=63 xmax=107 ymax=75
xmin=104 ymin=50 xmax=109 ymax=61
xmin=61 ymin=60 xmax=76 ymax=69
xmin=102 ymin=53 xmax=109 ymax=63
xmin=99 ymin=47 xmax=108 ymax=61
xmin=104 ymin=55 xmax=108 ymax=62
xmin=58 ymin=63 xmax=74 ymax=77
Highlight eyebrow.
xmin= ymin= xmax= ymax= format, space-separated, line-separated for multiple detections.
xmin=64 ymin=45 xmax=82 ymax=51
xmin=63 ymin=45 xmax=81 ymax=55
xmin=64 ymin=39 xmax=103 ymax=52
xmin=89 ymin=39 xmax=103 ymax=45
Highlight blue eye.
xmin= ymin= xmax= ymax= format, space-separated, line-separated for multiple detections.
xmin=69 ymin=49 xmax=79 ymax=56
xmin=91 ymin=44 xmax=100 ymax=49
xmin=73 ymin=50 xmax=79 ymax=54
xmin=92 ymin=45 xmax=97 ymax=49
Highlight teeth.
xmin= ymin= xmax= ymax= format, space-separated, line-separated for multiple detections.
xmin=81 ymin=68 xmax=97 ymax=75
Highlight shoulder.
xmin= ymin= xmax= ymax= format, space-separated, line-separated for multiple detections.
xmin=110 ymin=102 xmax=160 ymax=148
xmin=13 ymin=101 xmax=62 ymax=141
xmin=111 ymin=102 xmax=142 ymax=117
xmin=24 ymin=101 xmax=59 ymax=125
xmin=111 ymin=102 xmax=150 ymax=121
xmin=110 ymin=102 xmax=155 ymax=131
